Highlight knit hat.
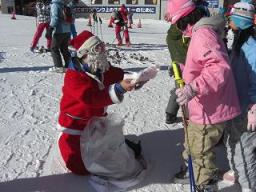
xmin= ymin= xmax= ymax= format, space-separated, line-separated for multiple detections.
xmin=119 ymin=4 xmax=126 ymax=12
xmin=70 ymin=30 xmax=102 ymax=58
xmin=166 ymin=0 xmax=196 ymax=24
xmin=230 ymin=1 xmax=255 ymax=30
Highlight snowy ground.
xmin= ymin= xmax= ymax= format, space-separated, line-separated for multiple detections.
xmin=0 ymin=13 xmax=241 ymax=192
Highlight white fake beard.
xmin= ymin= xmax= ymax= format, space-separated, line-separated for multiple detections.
xmin=86 ymin=52 xmax=110 ymax=74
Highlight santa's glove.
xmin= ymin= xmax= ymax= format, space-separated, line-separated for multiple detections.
xmin=134 ymin=81 xmax=148 ymax=90
xmin=247 ymin=104 xmax=256 ymax=132
xmin=175 ymin=83 xmax=197 ymax=106
xmin=45 ymin=27 xmax=54 ymax=39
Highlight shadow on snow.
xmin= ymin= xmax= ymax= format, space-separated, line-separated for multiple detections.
xmin=0 ymin=129 xmax=183 ymax=192
xmin=0 ymin=128 xmax=231 ymax=192
xmin=0 ymin=52 xmax=7 ymax=63
xmin=0 ymin=66 xmax=52 ymax=73
xmin=107 ymin=43 xmax=168 ymax=52
xmin=124 ymin=65 xmax=168 ymax=73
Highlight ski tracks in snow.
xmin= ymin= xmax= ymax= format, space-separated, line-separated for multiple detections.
xmin=0 ymin=53 xmax=63 ymax=180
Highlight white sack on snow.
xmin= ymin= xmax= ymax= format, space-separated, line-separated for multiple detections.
xmin=80 ymin=113 xmax=146 ymax=192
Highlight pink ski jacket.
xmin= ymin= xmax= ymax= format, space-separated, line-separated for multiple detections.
xmin=183 ymin=15 xmax=241 ymax=124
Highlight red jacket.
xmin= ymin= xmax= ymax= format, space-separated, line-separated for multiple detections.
xmin=58 ymin=66 xmax=124 ymax=135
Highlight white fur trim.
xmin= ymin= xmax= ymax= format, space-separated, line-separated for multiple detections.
xmin=85 ymin=71 xmax=105 ymax=90
xmin=57 ymin=124 xmax=83 ymax=135
xmin=109 ymin=84 xmax=122 ymax=104
xmin=123 ymin=72 xmax=138 ymax=80
xmin=77 ymin=36 xmax=102 ymax=58
xmin=53 ymin=132 xmax=70 ymax=173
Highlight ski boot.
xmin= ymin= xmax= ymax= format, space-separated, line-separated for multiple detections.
xmin=125 ymin=139 xmax=142 ymax=159
xmin=165 ymin=113 xmax=178 ymax=124
xmin=198 ymin=180 xmax=218 ymax=192
xmin=172 ymin=164 xmax=190 ymax=184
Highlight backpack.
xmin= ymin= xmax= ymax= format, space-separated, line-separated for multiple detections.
xmin=63 ymin=5 xmax=73 ymax=23
xmin=114 ymin=11 xmax=125 ymax=26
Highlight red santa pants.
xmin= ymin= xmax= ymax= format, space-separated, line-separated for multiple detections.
xmin=115 ymin=25 xmax=130 ymax=45
xmin=58 ymin=133 xmax=90 ymax=175
xmin=31 ymin=23 xmax=52 ymax=49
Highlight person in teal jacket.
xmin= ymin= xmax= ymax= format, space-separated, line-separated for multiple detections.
xmin=46 ymin=0 xmax=71 ymax=73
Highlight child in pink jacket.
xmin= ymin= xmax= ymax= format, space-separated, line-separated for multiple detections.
xmin=166 ymin=0 xmax=241 ymax=191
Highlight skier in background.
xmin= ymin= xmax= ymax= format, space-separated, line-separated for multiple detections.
xmin=30 ymin=0 xmax=51 ymax=52
xmin=45 ymin=0 xmax=71 ymax=73
xmin=113 ymin=4 xmax=131 ymax=46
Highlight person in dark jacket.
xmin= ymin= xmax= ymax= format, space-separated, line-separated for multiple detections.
xmin=165 ymin=24 xmax=189 ymax=124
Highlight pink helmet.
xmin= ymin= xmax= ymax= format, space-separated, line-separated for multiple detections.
xmin=166 ymin=0 xmax=196 ymax=24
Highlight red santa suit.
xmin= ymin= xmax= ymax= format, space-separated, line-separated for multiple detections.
xmin=57 ymin=31 xmax=124 ymax=175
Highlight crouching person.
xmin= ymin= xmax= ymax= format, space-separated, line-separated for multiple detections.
xmin=56 ymin=30 xmax=148 ymax=190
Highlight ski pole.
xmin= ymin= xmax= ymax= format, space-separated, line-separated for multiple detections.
xmin=172 ymin=61 xmax=197 ymax=192
xmin=93 ymin=14 xmax=98 ymax=36
xmin=99 ymin=17 xmax=103 ymax=41
xmin=111 ymin=37 xmax=116 ymax=44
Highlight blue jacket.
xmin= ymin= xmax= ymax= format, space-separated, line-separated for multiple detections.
xmin=230 ymin=36 xmax=256 ymax=113
xmin=67 ymin=0 xmax=78 ymax=22
xmin=50 ymin=0 xmax=71 ymax=34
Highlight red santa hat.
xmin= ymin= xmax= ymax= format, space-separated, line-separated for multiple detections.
xmin=70 ymin=30 xmax=102 ymax=58
xmin=166 ymin=0 xmax=196 ymax=24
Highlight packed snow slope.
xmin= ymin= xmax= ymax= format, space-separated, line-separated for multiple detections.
xmin=0 ymin=13 xmax=240 ymax=192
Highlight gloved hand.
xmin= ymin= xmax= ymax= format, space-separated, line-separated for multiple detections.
xmin=167 ymin=65 xmax=174 ymax=78
xmin=247 ymin=104 xmax=256 ymax=132
xmin=114 ymin=19 xmax=119 ymax=24
xmin=45 ymin=27 xmax=54 ymax=39
xmin=168 ymin=63 xmax=184 ymax=78
xmin=175 ymin=84 xmax=197 ymax=105
xmin=134 ymin=80 xmax=148 ymax=90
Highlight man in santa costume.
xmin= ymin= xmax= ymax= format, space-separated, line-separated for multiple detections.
xmin=56 ymin=30 xmax=140 ymax=175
